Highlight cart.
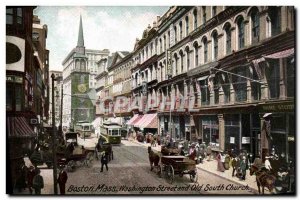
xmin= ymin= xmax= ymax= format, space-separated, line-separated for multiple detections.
xmin=159 ymin=155 xmax=198 ymax=184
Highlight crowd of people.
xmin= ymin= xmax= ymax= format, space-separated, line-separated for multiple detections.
xmin=14 ymin=160 xmax=68 ymax=195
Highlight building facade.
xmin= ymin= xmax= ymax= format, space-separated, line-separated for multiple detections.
xmin=6 ymin=7 xmax=50 ymax=193
xmin=121 ymin=6 xmax=295 ymax=162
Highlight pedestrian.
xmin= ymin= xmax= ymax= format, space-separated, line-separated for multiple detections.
xmin=239 ymin=156 xmax=247 ymax=180
xmin=206 ymin=143 xmax=212 ymax=161
xmin=57 ymin=166 xmax=68 ymax=195
xmin=216 ymin=151 xmax=225 ymax=172
xmin=231 ymin=154 xmax=239 ymax=177
xmin=100 ymin=152 xmax=109 ymax=172
xmin=224 ymin=152 xmax=230 ymax=170
xmin=32 ymin=168 xmax=44 ymax=195
xmin=27 ymin=166 xmax=36 ymax=194
xmin=188 ymin=143 xmax=197 ymax=162
xmin=15 ymin=160 xmax=28 ymax=192
xmin=264 ymin=156 xmax=272 ymax=171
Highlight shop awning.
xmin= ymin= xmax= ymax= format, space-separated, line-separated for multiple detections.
xmin=135 ymin=114 xmax=158 ymax=129
xmin=197 ymin=75 xmax=209 ymax=81
xmin=6 ymin=117 xmax=36 ymax=138
xmin=127 ymin=114 xmax=139 ymax=125
xmin=127 ymin=114 xmax=143 ymax=126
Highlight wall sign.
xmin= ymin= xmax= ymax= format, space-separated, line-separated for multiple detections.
xmin=242 ymin=137 xmax=250 ymax=144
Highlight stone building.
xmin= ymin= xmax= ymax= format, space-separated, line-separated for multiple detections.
xmin=6 ymin=7 xmax=50 ymax=193
xmin=128 ymin=6 xmax=295 ymax=161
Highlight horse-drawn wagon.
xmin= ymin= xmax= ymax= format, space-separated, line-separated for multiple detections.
xmin=148 ymin=146 xmax=198 ymax=184
xmin=159 ymin=155 xmax=198 ymax=184
xmin=30 ymin=132 xmax=95 ymax=171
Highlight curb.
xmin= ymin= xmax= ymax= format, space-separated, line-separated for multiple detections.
xmin=196 ymin=166 xmax=259 ymax=194
xmin=129 ymin=139 xmax=260 ymax=193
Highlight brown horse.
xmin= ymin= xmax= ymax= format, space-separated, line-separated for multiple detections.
xmin=249 ymin=165 xmax=276 ymax=194
xmin=148 ymin=146 xmax=160 ymax=172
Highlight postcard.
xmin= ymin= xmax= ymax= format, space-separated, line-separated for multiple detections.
xmin=6 ymin=5 xmax=295 ymax=196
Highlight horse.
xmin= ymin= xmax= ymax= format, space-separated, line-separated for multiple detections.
xmin=148 ymin=146 xmax=160 ymax=172
xmin=249 ymin=164 xmax=276 ymax=194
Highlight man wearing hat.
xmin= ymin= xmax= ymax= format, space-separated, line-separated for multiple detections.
xmin=188 ymin=143 xmax=196 ymax=162
xmin=261 ymin=113 xmax=273 ymax=161
xmin=27 ymin=166 xmax=36 ymax=194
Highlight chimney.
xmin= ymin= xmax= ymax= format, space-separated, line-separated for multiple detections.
xmin=157 ymin=16 xmax=160 ymax=22
xmin=153 ymin=21 xmax=157 ymax=28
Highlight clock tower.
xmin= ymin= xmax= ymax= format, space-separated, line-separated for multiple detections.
xmin=71 ymin=15 xmax=94 ymax=126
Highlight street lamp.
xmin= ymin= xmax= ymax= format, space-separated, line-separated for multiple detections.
xmin=51 ymin=73 xmax=58 ymax=194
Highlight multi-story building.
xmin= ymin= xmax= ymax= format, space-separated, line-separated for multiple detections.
xmin=94 ymin=53 xmax=114 ymax=131
xmin=49 ymin=70 xmax=62 ymax=127
xmin=95 ymin=51 xmax=131 ymax=127
xmin=6 ymin=7 xmax=50 ymax=193
xmin=109 ymin=51 xmax=132 ymax=125
xmin=87 ymin=49 xmax=110 ymax=89
xmin=32 ymin=15 xmax=50 ymax=126
xmin=127 ymin=6 xmax=295 ymax=162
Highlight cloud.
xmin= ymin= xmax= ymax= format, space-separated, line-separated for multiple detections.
xmin=35 ymin=6 xmax=168 ymax=71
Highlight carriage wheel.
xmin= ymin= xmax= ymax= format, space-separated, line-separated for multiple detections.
xmin=166 ymin=165 xmax=174 ymax=184
xmin=85 ymin=152 xmax=94 ymax=167
xmin=67 ymin=160 xmax=76 ymax=172
xmin=189 ymin=170 xmax=198 ymax=183
xmin=158 ymin=165 xmax=164 ymax=178
xmin=111 ymin=151 xmax=114 ymax=160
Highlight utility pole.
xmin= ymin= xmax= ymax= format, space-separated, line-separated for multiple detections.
xmin=51 ymin=73 xmax=58 ymax=194
xmin=60 ymin=85 xmax=63 ymax=137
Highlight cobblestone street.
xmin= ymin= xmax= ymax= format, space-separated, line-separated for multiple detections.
xmin=64 ymin=139 xmax=256 ymax=195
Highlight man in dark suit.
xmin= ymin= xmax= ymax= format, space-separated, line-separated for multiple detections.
xmin=57 ymin=167 xmax=68 ymax=194
xmin=101 ymin=152 xmax=109 ymax=172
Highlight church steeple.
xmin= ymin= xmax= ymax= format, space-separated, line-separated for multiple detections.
xmin=76 ymin=15 xmax=85 ymax=55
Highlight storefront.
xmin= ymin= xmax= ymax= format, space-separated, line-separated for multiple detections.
xmin=259 ymin=101 xmax=295 ymax=162
xmin=201 ymin=115 xmax=219 ymax=147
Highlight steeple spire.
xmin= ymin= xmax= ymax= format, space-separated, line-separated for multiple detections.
xmin=77 ymin=15 xmax=84 ymax=47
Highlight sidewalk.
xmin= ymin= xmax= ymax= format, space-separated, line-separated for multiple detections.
xmin=130 ymin=139 xmax=269 ymax=194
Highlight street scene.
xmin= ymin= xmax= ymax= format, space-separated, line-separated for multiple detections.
xmin=6 ymin=6 xmax=295 ymax=196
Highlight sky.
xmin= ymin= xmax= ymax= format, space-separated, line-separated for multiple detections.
xmin=34 ymin=6 xmax=169 ymax=71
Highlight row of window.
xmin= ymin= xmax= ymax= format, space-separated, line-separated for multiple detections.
xmin=133 ymin=7 xmax=283 ymax=84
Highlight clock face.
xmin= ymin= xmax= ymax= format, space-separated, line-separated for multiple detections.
xmin=78 ymin=84 xmax=87 ymax=93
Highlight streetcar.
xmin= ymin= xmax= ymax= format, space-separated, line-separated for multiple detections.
xmin=100 ymin=121 xmax=125 ymax=144
xmin=74 ymin=121 xmax=93 ymax=139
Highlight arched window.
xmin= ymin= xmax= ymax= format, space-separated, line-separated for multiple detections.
xmin=174 ymin=53 xmax=179 ymax=76
xmin=185 ymin=16 xmax=189 ymax=36
xmin=168 ymin=31 xmax=170 ymax=47
xmin=163 ymin=35 xmax=166 ymax=51
xmin=269 ymin=7 xmax=281 ymax=36
xmin=186 ymin=47 xmax=190 ymax=71
xmin=179 ymin=51 xmax=184 ymax=73
xmin=203 ymin=37 xmax=208 ymax=63
xmin=251 ymin=8 xmax=260 ymax=43
xmin=193 ymin=9 xmax=198 ymax=30
xmin=237 ymin=17 xmax=245 ymax=49
xmin=212 ymin=31 xmax=218 ymax=60
xmin=179 ymin=21 xmax=183 ymax=40
xmin=224 ymin=23 xmax=231 ymax=55
xmin=212 ymin=6 xmax=217 ymax=17
xmin=193 ymin=42 xmax=199 ymax=67
xmin=174 ymin=26 xmax=177 ymax=43
xmin=202 ymin=6 xmax=206 ymax=24
xmin=159 ymin=38 xmax=162 ymax=54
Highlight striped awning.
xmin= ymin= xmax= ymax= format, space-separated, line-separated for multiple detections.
xmin=127 ymin=114 xmax=142 ymax=125
xmin=135 ymin=114 xmax=158 ymax=129
xmin=6 ymin=117 xmax=36 ymax=138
